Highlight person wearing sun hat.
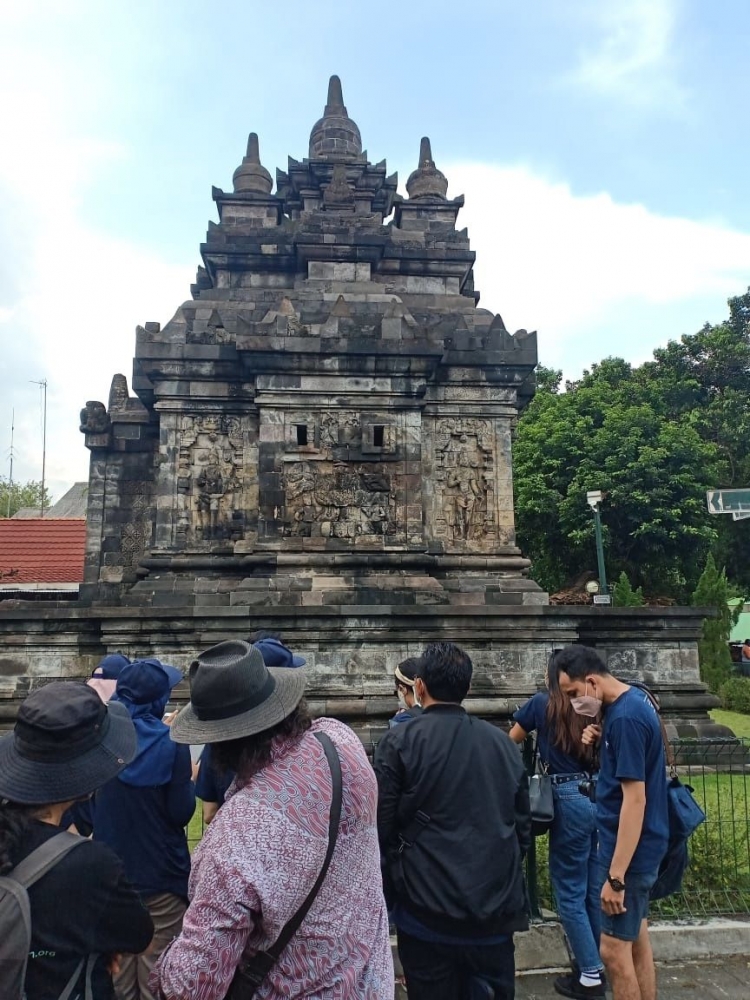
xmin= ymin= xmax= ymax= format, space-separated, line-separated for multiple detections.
xmin=151 ymin=640 xmax=393 ymax=1000
xmin=75 ymin=658 xmax=195 ymax=1000
xmin=194 ymin=632 xmax=307 ymax=825
xmin=0 ymin=682 xmax=154 ymax=1000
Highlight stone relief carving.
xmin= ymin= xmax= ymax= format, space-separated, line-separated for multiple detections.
xmin=119 ymin=481 xmax=154 ymax=568
xmin=79 ymin=401 xmax=110 ymax=435
xmin=283 ymin=460 xmax=398 ymax=539
xmin=178 ymin=414 xmax=246 ymax=542
xmin=319 ymin=412 xmax=361 ymax=449
xmin=434 ymin=418 xmax=495 ymax=542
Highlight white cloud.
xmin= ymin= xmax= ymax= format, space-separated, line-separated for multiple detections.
xmin=0 ymin=20 xmax=193 ymax=502
xmin=570 ymin=0 xmax=686 ymax=107
xmin=446 ymin=161 xmax=750 ymax=369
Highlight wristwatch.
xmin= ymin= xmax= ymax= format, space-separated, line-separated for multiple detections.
xmin=607 ymin=874 xmax=626 ymax=892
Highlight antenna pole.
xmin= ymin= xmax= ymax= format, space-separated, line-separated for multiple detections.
xmin=7 ymin=409 xmax=13 ymax=518
xmin=30 ymin=379 xmax=48 ymax=517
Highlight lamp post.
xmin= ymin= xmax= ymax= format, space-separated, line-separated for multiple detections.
xmin=586 ymin=490 xmax=608 ymax=596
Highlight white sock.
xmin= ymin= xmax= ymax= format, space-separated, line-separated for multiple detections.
xmin=580 ymin=972 xmax=602 ymax=987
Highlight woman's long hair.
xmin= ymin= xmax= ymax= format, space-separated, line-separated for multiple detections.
xmin=0 ymin=803 xmax=40 ymax=875
xmin=545 ymin=655 xmax=598 ymax=769
xmin=211 ymin=701 xmax=312 ymax=787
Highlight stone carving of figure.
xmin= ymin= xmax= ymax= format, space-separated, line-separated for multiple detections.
xmin=79 ymin=401 xmax=110 ymax=435
xmin=195 ymin=452 xmax=225 ymax=540
xmin=446 ymin=436 xmax=485 ymax=540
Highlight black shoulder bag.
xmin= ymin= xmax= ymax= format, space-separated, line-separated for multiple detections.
xmin=225 ymin=731 xmax=343 ymax=1000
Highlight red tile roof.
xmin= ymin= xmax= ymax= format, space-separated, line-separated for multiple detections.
xmin=0 ymin=519 xmax=86 ymax=584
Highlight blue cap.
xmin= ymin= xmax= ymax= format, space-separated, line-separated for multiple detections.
xmin=95 ymin=653 xmax=131 ymax=680
xmin=253 ymin=637 xmax=306 ymax=668
xmin=115 ymin=658 xmax=183 ymax=705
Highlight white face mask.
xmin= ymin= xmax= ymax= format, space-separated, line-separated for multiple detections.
xmin=397 ymin=689 xmax=408 ymax=710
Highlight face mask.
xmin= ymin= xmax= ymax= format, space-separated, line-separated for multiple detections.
xmin=397 ymin=689 xmax=408 ymax=710
xmin=570 ymin=681 xmax=602 ymax=718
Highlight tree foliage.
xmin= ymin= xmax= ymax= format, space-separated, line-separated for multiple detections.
xmin=514 ymin=289 xmax=750 ymax=599
xmin=0 ymin=478 xmax=53 ymax=518
xmin=691 ymin=554 xmax=742 ymax=692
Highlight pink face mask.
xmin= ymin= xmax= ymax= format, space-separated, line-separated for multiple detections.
xmin=570 ymin=681 xmax=602 ymax=718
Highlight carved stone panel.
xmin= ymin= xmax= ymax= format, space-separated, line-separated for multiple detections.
xmin=119 ymin=481 xmax=155 ymax=569
xmin=282 ymin=460 xmax=402 ymax=541
xmin=175 ymin=414 xmax=253 ymax=545
xmin=432 ymin=418 xmax=496 ymax=546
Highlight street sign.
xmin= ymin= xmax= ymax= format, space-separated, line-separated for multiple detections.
xmin=733 ymin=511 xmax=750 ymax=521
xmin=593 ymin=594 xmax=612 ymax=605
xmin=706 ymin=489 xmax=750 ymax=515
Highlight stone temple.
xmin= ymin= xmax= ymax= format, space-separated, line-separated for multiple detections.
xmin=0 ymin=77 xmax=719 ymax=738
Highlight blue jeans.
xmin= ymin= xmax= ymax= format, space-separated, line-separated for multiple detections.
xmin=549 ymin=780 xmax=603 ymax=976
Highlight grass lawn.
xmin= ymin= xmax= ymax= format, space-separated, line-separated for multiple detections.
xmin=187 ymin=801 xmax=205 ymax=851
xmin=711 ymin=709 xmax=750 ymax=739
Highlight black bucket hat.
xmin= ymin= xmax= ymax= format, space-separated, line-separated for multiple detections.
xmin=170 ymin=640 xmax=306 ymax=745
xmin=0 ymin=682 xmax=137 ymax=805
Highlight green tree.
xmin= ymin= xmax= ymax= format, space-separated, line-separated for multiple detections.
xmin=691 ymin=554 xmax=742 ymax=692
xmin=641 ymin=288 xmax=750 ymax=591
xmin=514 ymin=289 xmax=750 ymax=599
xmin=514 ymin=359 xmax=720 ymax=596
xmin=612 ymin=571 xmax=645 ymax=607
xmin=0 ymin=478 xmax=53 ymax=518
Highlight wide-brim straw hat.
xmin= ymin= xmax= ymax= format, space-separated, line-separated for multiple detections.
xmin=170 ymin=640 xmax=306 ymax=745
xmin=0 ymin=682 xmax=137 ymax=805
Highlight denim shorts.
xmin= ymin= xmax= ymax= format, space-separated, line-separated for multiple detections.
xmin=598 ymin=865 xmax=658 ymax=942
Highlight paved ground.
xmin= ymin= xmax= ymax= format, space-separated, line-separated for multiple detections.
xmin=515 ymin=957 xmax=750 ymax=998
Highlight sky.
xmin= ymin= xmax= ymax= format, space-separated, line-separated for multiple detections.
xmin=2 ymin=0 xmax=750 ymax=502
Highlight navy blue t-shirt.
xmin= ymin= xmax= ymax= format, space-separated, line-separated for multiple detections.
xmin=596 ymin=687 xmax=669 ymax=875
xmin=513 ymin=692 xmax=590 ymax=775
xmin=195 ymin=745 xmax=236 ymax=804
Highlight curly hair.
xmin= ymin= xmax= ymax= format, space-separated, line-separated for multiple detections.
xmin=210 ymin=701 xmax=312 ymax=787
xmin=0 ymin=803 xmax=40 ymax=875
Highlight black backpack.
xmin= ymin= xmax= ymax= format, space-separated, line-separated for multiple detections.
xmin=0 ymin=831 xmax=95 ymax=1000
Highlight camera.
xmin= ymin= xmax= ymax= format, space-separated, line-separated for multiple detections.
xmin=578 ymin=779 xmax=597 ymax=803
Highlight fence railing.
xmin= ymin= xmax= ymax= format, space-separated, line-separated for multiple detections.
xmin=525 ymin=736 xmax=750 ymax=919
xmin=188 ymin=734 xmax=750 ymax=920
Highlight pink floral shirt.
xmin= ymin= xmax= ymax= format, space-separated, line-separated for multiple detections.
xmin=152 ymin=718 xmax=393 ymax=999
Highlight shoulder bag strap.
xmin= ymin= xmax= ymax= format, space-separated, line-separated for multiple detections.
xmin=10 ymin=831 xmax=86 ymax=888
xmin=397 ymin=711 xmax=467 ymax=849
xmin=638 ymin=685 xmax=677 ymax=776
xmin=228 ymin=731 xmax=343 ymax=996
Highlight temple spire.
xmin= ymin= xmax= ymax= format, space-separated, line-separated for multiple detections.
xmin=309 ymin=74 xmax=362 ymax=159
xmin=406 ymin=135 xmax=448 ymax=200
xmin=325 ymin=74 xmax=346 ymax=113
xmin=419 ymin=137 xmax=434 ymax=167
xmin=233 ymin=132 xmax=273 ymax=195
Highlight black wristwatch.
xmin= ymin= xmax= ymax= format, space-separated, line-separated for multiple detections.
xmin=607 ymin=874 xmax=626 ymax=892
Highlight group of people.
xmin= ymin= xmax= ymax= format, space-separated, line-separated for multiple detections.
xmin=0 ymin=639 xmax=668 ymax=1000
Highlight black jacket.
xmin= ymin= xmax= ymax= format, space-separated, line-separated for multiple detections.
xmin=375 ymin=703 xmax=531 ymax=937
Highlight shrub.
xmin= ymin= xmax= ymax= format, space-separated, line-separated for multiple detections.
xmin=719 ymin=677 xmax=750 ymax=714
xmin=612 ymin=571 xmax=645 ymax=607
xmin=692 ymin=554 xmax=741 ymax=692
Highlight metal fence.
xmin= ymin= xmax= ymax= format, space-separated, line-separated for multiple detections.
xmin=188 ymin=735 xmax=750 ymax=920
xmin=526 ymin=737 xmax=750 ymax=919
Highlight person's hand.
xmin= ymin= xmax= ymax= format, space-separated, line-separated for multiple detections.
xmin=582 ymin=723 xmax=602 ymax=746
xmin=163 ymin=710 xmax=178 ymax=726
xmin=107 ymin=954 xmax=123 ymax=976
xmin=601 ymin=880 xmax=626 ymax=915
